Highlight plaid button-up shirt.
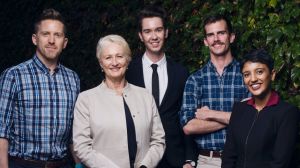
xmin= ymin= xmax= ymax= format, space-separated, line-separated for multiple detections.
xmin=179 ymin=59 xmax=249 ymax=151
xmin=0 ymin=55 xmax=80 ymax=160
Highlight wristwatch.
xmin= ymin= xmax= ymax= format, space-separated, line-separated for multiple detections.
xmin=185 ymin=160 xmax=196 ymax=167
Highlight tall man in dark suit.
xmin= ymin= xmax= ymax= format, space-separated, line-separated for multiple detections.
xmin=126 ymin=5 xmax=197 ymax=168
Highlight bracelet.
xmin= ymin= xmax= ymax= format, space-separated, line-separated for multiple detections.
xmin=75 ymin=163 xmax=84 ymax=168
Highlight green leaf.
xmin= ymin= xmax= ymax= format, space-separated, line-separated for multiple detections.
xmin=268 ymin=0 xmax=277 ymax=8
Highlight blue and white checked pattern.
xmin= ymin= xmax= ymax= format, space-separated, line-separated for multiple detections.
xmin=0 ymin=55 xmax=80 ymax=160
xmin=179 ymin=59 xmax=249 ymax=151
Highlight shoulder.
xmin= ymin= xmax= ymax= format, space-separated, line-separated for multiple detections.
xmin=166 ymin=58 xmax=189 ymax=81
xmin=232 ymin=100 xmax=249 ymax=110
xmin=77 ymin=86 xmax=100 ymax=100
xmin=1 ymin=59 xmax=32 ymax=78
xmin=128 ymin=83 xmax=151 ymax=95
xmin=277 ymin=100 xmax=299 ymax=115
xmin=59 ymin=65 xmax=79 ymax=79
xmin=166 ymin=57 xmax=186 ymax=69
xmin=129 ymin=55 xmax=142 ymax=65
xmin=186 ymin=64 xmax=207 ymax=82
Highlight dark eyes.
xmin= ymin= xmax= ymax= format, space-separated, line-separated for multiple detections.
xmin=242 ymin=70 xmax=264 ymax=78
xmin=243 ymin=73 xmax=250 ymax=78
xmin=257 ymin=70 xmax=263 ymax=74
xmin=206 ymin=31 xmax=227 ymax=38
xmin=40 ymin=32 xmax=63 ymax=38
xmin=143 ymin=28 xmax=164 ymax=34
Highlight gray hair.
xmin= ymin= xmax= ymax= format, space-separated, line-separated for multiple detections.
xmin=96 ymin=34 xmax=132 ymax=62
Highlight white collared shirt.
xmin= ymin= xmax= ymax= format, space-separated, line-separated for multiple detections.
xmin=142 ymin=53 xmax=168 ymax=106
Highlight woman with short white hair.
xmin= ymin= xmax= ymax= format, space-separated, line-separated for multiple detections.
xmin=73 ymin=34 xmax=165 ymax=168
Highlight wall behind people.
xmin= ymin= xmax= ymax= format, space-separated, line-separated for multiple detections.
xmin=0 ymin=0 xmax=299 ymax=108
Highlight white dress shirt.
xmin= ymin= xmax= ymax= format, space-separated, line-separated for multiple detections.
xmin=142 ymin=53 xmax=168 ymax=106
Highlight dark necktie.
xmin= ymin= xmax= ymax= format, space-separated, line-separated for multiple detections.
xmin=151 ymin=64 xmax=159 ymax=106
xmin=123 ymin=98 xmax=137 ymax=168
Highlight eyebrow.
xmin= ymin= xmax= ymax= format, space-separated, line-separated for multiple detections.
xmin=142 ymin=26 xmax=164 ymax=31
xmin=206 ymin=30 xmax=227 ymax=36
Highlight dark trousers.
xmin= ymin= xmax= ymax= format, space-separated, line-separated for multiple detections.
xmin=157 ymin=156 xmax=181 ymax=168
xmin=9 ymin=159 xmax=72 ymax=168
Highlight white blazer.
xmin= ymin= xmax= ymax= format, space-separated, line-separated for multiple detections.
xmin=73 ymin=82 xmax=165 ymax=168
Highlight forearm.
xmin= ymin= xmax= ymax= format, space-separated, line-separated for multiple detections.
xmin=183 ymin=119 xmax=226 ymax=135
xmin=0 ymin=138 xmax=9 ymax=168
xmin=209 ymin=110 xmax=231 ymax=125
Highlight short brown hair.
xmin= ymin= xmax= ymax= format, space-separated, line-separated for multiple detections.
xmin=138 ymin=5 xmax=167 ymax=32
xmin=34 ymin=8 xmax=66 ymax=34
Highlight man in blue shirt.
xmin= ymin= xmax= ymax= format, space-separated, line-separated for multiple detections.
xmin=0 ymin=9 xmax=80 ymax=168
xmin=179 ymin=14 xmax=249 ymax=168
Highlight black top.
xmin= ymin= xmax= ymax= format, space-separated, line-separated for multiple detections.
xmin=222 ymin=99 xmax=300 ymax=168
xmin=123 ymin=98 xmax=137 ymax=168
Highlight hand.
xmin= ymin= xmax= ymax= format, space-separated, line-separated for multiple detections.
xmin=183 ymin=163 xmax=194 ymax=168
xmin=195 ymin=106 xmax=213 ymax=120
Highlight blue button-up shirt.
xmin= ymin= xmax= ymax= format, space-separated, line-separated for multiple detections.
xmin=0 ymin=55 xmax=80 ymax=160
xmin=179 ymin=59 xmax=249 ymax=151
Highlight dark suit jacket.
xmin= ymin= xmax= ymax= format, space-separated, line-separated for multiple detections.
xmin=126 ymin=55 xmax=198 ymax=167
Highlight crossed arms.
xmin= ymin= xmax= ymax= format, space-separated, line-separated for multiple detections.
xmin=182 ymin=106 xmax=231 ymax=135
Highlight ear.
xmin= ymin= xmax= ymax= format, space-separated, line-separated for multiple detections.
xmin=165 ymin=29 xmax=169 ymax=39
xmin=229 ymin=33 xmax=236 ymax=43
xmin=63 ymin=38 xmax=68 ymax=49
xmin=32 ymin=34 xmax=37 ymax=46
xmin=271 ymin=69 xmax=276 ymax=81
xmin=138 ymin=32 xmax=144 ymax=42
xmin=203 ymin=37 xmax=208 ymax=46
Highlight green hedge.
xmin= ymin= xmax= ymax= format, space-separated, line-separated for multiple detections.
xmin=1 ymin=0 xmax=299 ymax=106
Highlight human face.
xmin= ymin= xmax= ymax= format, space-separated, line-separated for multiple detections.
xmin=242 ymin=61 xmax=275 ymax=99
xmin=138 ymin=17 xmax=168 ymax=57
xmin=32 ymin=19 xmax=68 ymax=66
xmin=99 ymin=42 xmax=129 ymax=81
xmin=204 ymin=20 xmax=235 ymax=58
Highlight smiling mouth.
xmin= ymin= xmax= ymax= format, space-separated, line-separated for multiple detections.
xmin=250 ymin=83 xmax=261 ymax=90
xmin=150 ymin=41 xmax=160 ymax=46
xmin=110 ymin=68 xmax=121 ymax=71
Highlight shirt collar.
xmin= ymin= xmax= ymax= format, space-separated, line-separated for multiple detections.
xmin=208 ymin=58 xmax=237 ymax=72
xmin=247 ymin=90 xmax=280 ymax=108
xmin=32 ymin=55 xmax=61 ymax=74
xmin=142 ymin=53 xmax=167 ymax=68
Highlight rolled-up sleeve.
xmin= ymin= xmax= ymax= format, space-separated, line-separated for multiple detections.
xmin=179 ymin=75 xmax=199 ymax=127
xmin=0 ymin=70 xmax=16 ymax=139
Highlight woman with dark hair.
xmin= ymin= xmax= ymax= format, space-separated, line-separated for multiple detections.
xmin=222 ymin=49 xmax=299 ymax=168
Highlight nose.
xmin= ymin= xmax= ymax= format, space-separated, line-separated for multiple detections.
xmin=213 ymin=34 xmax=220 ymax=41
xmin=250 ymin=74 xmax=258 ymax=82
xmin=48 ymin=35 xmax=55 ymax=44
xmin=112 ymin=57 xmax=119 ymax=65
xmin=151 ymin=31 xmax=158 ymax=39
